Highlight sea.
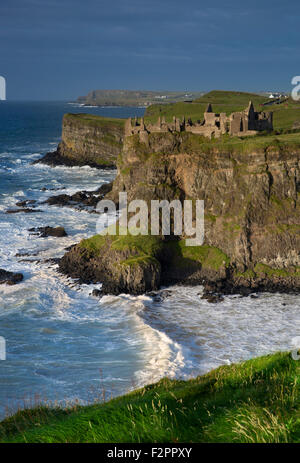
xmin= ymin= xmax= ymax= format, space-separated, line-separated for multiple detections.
xmin=0 ymin=101 xmax=299 ymax=419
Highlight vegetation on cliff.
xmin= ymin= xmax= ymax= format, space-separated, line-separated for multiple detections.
xmin=60 ymin=224 xmax=234 ymax=294
xmin=63 ymin=113 xmax=125 ymax=129
xmin=0 ymin=352 xmax=298 ymax=443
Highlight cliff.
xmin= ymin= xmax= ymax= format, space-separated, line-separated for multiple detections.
xmin=60 ymin=130 xmax=300 ymax=295
xmin=35 ymin=114 xmax=125 ymax=169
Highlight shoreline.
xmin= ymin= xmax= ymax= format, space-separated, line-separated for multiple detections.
xmin=33 ymin=148 xmax=117 ymax=170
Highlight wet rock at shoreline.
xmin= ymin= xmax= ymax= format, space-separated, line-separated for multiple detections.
xmin=59 ymin=237 xmax=161 ymax=295
xmin=203 ymin=276 xmax=300 ymax=298
xmin=43 ymin=258 xmax=61 ymax=265
xmin=33 ymin=149 xmax=116 ymax=170
xmin=147 ymin=290 xmax=173 ymax=302
xmin=201 ymin=289 xmax=224 ymax=303
xmin=16 ymin=200 xmax=37 ymax=207
xmin=5 ymin=208 xmax=42 ymax=214
xmin=28 ymin=226 xmax=68 ymax=238
xmin=41 ymin=187 xmax=66 ymax=192
xmin=0 ymin=269 xmax=23 ymax=285
xmin=91 ymin=289 xmax=103 ymax=298
xmin=43 ymin=182 xmax=113 ymax=213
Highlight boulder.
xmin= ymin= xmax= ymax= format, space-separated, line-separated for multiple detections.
xmin=0 ymin=269 xmax=23 ymax=285
xmin=28 ymin=226 xmax=67 ymax=238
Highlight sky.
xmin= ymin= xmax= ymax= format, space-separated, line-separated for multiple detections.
xmin=0 ymin=0 xmax=299 ymax=100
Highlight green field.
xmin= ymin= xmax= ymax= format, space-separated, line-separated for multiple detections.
xmin=0 ymin=352 xmax=299 ymax=443
xmin=145 ymin=90 xmax=300 ymax=132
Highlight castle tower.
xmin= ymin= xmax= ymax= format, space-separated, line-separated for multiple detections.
xmin=174 ymin=117 xmax=181 ymax=132
xmin=204 ymin=103 xmax=216 ymax=126
xmin=246 ymin=101 xmax=255 ymax=115
xmin=245 ymin=101 xmax=255 ymax=131
xmin=125 ymin=118 xmax=133 ymax=136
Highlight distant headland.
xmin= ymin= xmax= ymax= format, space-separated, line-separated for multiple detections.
xmin=76 ymin=89 xmax=204 ymax=107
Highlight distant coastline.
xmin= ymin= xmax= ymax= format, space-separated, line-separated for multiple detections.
xmin=76 ymin=89 xmax=204 ymax=107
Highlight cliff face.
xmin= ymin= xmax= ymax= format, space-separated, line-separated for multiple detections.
xmin=60 ymin=131 xmax=300 ymax=294
xmin=111 ymin=133 xmax=300 ymax=273
xmin=58 ymin=114 xmax=124 ymax=167
xmin=35 ymin=114 xmax=125 ymax=168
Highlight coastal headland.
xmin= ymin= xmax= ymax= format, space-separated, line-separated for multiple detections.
xmin=34 ymin=90 xmax=300 ymax=297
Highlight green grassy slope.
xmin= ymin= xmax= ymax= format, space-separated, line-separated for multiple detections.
xmin=145 ymin=90 xmax=300 ymax=132
xmin=64 ymin=113 xmax=125 ymax=128
xmin=0 ymin=352 xmax=299 ymax=443
xmin=194 ymin=90 xmax=267 ymax=106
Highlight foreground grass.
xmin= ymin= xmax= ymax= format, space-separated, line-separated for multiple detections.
xmin=0 ymin=352 xmax=299 ymax=443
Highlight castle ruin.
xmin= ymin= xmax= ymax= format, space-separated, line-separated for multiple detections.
xmin=125 ymin=101 xmax=273 ymax=142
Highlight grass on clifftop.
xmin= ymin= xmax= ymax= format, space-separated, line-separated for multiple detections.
xmin=64 ymin=113 xmax=125 ymax=128
xmin=79 ymin=231 xmax=230 ymax=271
xmin=181 ymin=131 xmax=300 ymax=154
xmin=79 ymin=228 xmax=164 ymax=268
xmin=0 ymin=352 xmax=299 ymax=443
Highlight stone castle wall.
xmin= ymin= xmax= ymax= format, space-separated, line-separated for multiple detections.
xmin=125 ymin=101 xmax=273 ymax=142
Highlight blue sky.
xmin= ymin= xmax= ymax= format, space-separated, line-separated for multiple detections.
xmin=0 ymin=0 xmax=299 ymax=100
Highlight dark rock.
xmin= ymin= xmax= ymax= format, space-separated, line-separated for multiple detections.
xmin=43 ymin=182 xmax=113 ymax=213
xmin=16 ymin=200 xmax=36 ymax=207
xmin=40 ymin=187 xmax=65 ymax=192
xmin=95 ymin=182 xmax=113 ymax=196
xmin=33 ymin=150 xmax=80 ymax=168
xmin=28 ymin=226 xmax=67 ymax=238
xmin=6 ymin=208 xmax=42 ymax=214
xmin=0 ymin=269 xmax=23 ymax=285
xmin=15 ymin=252 xmax=39 ymax=257
xmin=91 ymin=289 xmax=103 ymax=298
xmin=59 ymin=241 xmax=161 ymax=295
xmin=43 ymin=258 xmax=61 ymax=265
xmin=33 ymin=149 xmax=116 ymax=170
xmin=147 ymin=290 xmax=173 ymax=302
xmin=201 ymin=291 xmax=224 ymax=303
xmin=64 ymin=244 xmax=77 ymax=252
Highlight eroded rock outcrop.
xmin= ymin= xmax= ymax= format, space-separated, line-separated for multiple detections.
xmin=59 ymin=234 xmax=161 ymax=295
xmin=0 ymin=269 xmax=23 ymax=285
xmin=34 ymin=114 xmax=124 ymax=169
xmin=110 ymin=133 xmax=300 ymax=271
xmin=43 ymin=182 xmax=112 ymax=212
xmin=28 ymin=226 xmax=67 ymax=238
xmin=61 ymin=130 xmax=300 ymax=295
